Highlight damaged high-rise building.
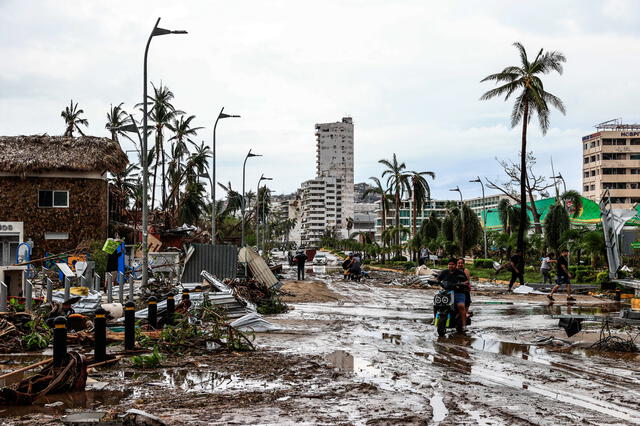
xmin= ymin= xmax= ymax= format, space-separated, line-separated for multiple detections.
xmin=299 ymin=117 xmax=355 ymax=246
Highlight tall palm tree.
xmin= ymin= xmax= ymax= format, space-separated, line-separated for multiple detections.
xmin=544 ymin=202 xmax=570 ymax=253
xmin=105 ymin=103 xmax=129 ymax=142
xmin=480 ymin=42 xmax=566 ymax=259
xmin=379 ymin=154 xmax=411 ymax=247
xmin=363 ymin=176 xmax=391 ymax=259
xmin=61 ymin=100 xmax=89 ymax=137
xmin=139 ymin=83 xmax=184 ymax=210
xmin=408 ymin=170 xmax=435 ymax=238
xmin=560 ymin=190 xmax=583 ymax=217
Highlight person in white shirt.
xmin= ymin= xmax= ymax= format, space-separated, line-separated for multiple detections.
xmin=540 ymin=253 xmax=556 ymax=284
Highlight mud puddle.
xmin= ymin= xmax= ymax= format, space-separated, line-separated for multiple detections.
xmin=0 ymin=390 xmax=129 ymax=418
xmin=122 ymin=368 xmax=282 ymax=394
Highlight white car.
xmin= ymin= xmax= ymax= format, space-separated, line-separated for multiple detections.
xmin=313 ymin=254 xmax=328 ymax=265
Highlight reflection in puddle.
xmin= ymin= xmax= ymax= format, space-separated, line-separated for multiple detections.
xmin=381 ymin=333 xmax=402 ymax=345
xmin=430 ymin=392 xmax=448 ymax=422
xmin=325 ymin=350 xmax=383 ymax=377
xmin=130 ymin=369 xmax=280 ymax=393
xmin=0 ymin=390 xmax=129 ymax=418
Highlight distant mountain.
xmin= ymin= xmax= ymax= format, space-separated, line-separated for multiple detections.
xmin=354 ymin=182 xmax=380 ymax=203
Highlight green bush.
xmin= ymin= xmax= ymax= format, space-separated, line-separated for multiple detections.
xmin=473 ymin=259 xmax=494 ymax=269
xmin=391 ymin=255 xmax=408 ymax=261
xmin=596 ymin=271 xmax=610 ymax=284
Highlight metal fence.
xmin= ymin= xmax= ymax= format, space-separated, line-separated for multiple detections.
xmin=182 ymin=244 xmax=237 ymax=282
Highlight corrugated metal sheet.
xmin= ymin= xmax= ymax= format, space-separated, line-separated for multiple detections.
xmin=182 ymin=244 xmax=237 ymax=282
xmin=238 ymin=247 xmax=279 ymax=288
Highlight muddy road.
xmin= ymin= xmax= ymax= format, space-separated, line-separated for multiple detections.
xmin=2 ymin=269 xmax=640 ymax=425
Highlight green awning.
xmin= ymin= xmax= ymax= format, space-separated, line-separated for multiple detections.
xmin=482 ymin=196 xmax=613 ymax=230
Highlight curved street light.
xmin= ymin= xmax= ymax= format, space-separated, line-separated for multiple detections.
xmin=469 ymin=177 xmax=488 ymax=258
xmin=255 ymin=174 xmax=273 ymax=251
xmin=241 ymin=149 xmax=262 ymax=247
xmin=211 ymin=107 xmax=240 ymax=244
xmin=140 ymin=18 xmax=187 ymax=287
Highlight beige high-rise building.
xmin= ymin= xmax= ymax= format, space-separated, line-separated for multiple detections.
xmin=582 ymin=120 xmax=640 ymax=208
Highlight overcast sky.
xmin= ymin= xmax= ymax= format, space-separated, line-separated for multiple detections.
xmin=2 ymin=0 xmax=639 ymax=201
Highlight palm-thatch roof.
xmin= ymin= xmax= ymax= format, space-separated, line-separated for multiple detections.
xmin=0 ymin=135 xmax=128 ymax=175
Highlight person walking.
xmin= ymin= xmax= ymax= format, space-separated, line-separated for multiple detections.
xmin=508 ymin=250 xmax=525 ymax=292
xmin=294 ymin=250 xmax=308 ymax=281
xmin=548 ymin=249 xmax=574 ymax=301
xmin=540 ymin=253 xmax=556 ymax=285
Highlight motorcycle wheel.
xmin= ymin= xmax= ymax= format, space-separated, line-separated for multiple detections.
xmin=437 ymin=316 xmax=447 ymax=337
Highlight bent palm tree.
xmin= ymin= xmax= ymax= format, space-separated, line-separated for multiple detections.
xmin=379 ymin=154 xmax=411 ymax=248
xmin=408 ymin=170 xmax=435 ymax=238
xmin=105 ymin=103 xmax=129 ymax=142
xmin=61 ymin=100 xmax=89 ymax=137
xmin=481 ymin=42 xmax=566 ymax=258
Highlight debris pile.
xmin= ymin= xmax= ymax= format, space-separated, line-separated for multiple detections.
xmin=0 ymin=352 xmax=87 ymax=405
xmin=590 ymin=320 xmax=639 ymax=353
xmin=0 ymin=312 xmax=51 ymax=353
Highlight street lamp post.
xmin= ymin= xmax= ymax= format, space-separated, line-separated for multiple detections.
xmin=551 ymin=173 xmax=567 ymax=195
xmin=469 ymin=177 xmax=488 ymax=259
xmin=141 ymin=18 xmax=187 ymax=287
xmin=450 ymin=186 xmax=464 ymax=258
xmin=211 ymin=107 xmax=240 ymax=245
xmin=241 ymin=149 xmax=262 ymax=247
xmin=255 ymin=175 xmax=273 ymax=251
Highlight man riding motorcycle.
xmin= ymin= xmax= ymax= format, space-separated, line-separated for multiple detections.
xmin=437 ymin=258 xmax=469 ymax=333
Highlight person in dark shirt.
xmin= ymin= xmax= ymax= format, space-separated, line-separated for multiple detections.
xmin=508 ymin=250 xmax=524 ymax=292
xmin=548 ymin=248 xmax=574 ymax=301
xmin=437 ymin=258 xmax=469 ymax=332
xmin=294 ymin=250 xmax=308 ymax=280
xmin=457 ymin=258 xmax=472 ymax=308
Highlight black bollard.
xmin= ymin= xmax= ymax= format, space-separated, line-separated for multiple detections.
xmin=614 ymin=289 xmax=621 ymax=302
xmin=166 ymin=293 xmax=175 ymax=325
xmin=94 ymin=307 xmax=107 ymax=363
xmin=124 ymin=301 xmax=135 ymax=351
xmin=53 ymin=316 xmax=67 ymax=367
xmin=194 ymin=285 xmax=203 ymax=293
xmin=148 ymin=296 xmax=158 ymax=329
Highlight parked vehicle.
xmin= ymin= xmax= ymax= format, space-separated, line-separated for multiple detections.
xmin=313 ymin=253 xmax=328 ymax=265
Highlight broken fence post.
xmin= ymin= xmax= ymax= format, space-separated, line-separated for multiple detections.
xmin=166 ymin=293 xmax=175 ymax=326
xmin=124 ymin=301 xmax=135 ymax=351
xmin=94 ymin=307 xmax=107 ymax=363
xmin=94 ymin=273 xmax=101 ymax=293
xmin=24 ymin=280 xmax=33 ymax=312
xmin=118 ymin=272 xmax=125 ymax=305
xmin=0 ymin=281 xmax=7 ymax=312
xmin=147 ymin=296 xmax=158 ymax=329
xmin=107 ymin=273 xmax=113 ymax=304
xmin=64 ymin=276 xmax=71 ymax=302
xmin=46 ymin=277 xmax=53 ymax=303
xmin=53 ymin=316 xmax=67 ymax=367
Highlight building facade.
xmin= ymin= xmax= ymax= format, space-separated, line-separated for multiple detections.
xmin=374 ymin=194 xmax=511 ymax=243
xmin=582 ymin=120 xmax=640 ymax=208
xmin=296 ymin=117 xmax=355 ymax=246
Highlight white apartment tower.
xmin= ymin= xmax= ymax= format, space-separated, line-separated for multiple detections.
xmin=300 ymin=117 xmax=355 ymax=245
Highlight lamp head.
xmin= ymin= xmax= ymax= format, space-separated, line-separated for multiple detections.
xmin=219 ymin=112 xmax=241 ymax=119
xmin=469 ymin=178 xmax=481 ymax=183
xmin=109 ymin=123 xmax=139 ymax=133
xmin=153 ymin=27 xmax=187 ymax=36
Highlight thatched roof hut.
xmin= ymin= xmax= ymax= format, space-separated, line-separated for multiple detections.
xmin=0 ymin=135 xmax=128 ymax=175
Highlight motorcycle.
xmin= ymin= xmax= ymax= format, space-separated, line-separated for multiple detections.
xmin=433 ymin=280 xmax=470 ymax=337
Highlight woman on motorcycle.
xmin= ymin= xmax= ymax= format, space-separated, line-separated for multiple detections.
xmin=457 ymin=259 xmax=472 ymax=309
xmin=437 ymin=258 xmax=469 ymax=332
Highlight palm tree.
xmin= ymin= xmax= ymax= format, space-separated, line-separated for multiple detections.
xmin=105 ymin=103 xmax=129 ymax=142
xmin=379 ymin=154 xmax=411 ymax=248
xmin=544 ymin=202 xmax=570 ymax=253
xmin=408 ymin=171 xmax=435 ymax=238
xmin=61 ymin=100 xmax=89 ymax=137
xmin=481 ymin=42 xmax=566 ymax=259
xmin=140 ymin=83 xmax=184 ymax=210
xmin=108 ymin=163 xmax=140 ymax=223
xmin=560 ymin=190 xmax=583 ymax=217
xmin=363 ymin=176 xmax=391 ymax=260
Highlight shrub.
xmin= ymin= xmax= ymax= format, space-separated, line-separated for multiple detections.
xmin=473 ymin=259 xmax=494 ymax=269
xmin=596 ymin=271 xmax=610 ymax=284
xmin=391 ymin=255 xmax=408 ymax=261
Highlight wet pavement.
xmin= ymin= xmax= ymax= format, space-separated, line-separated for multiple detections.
xmin=2 ymin=265 xmax=639 ymax=424
xmin=253 ymin=272 xmax=640 ymax=424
